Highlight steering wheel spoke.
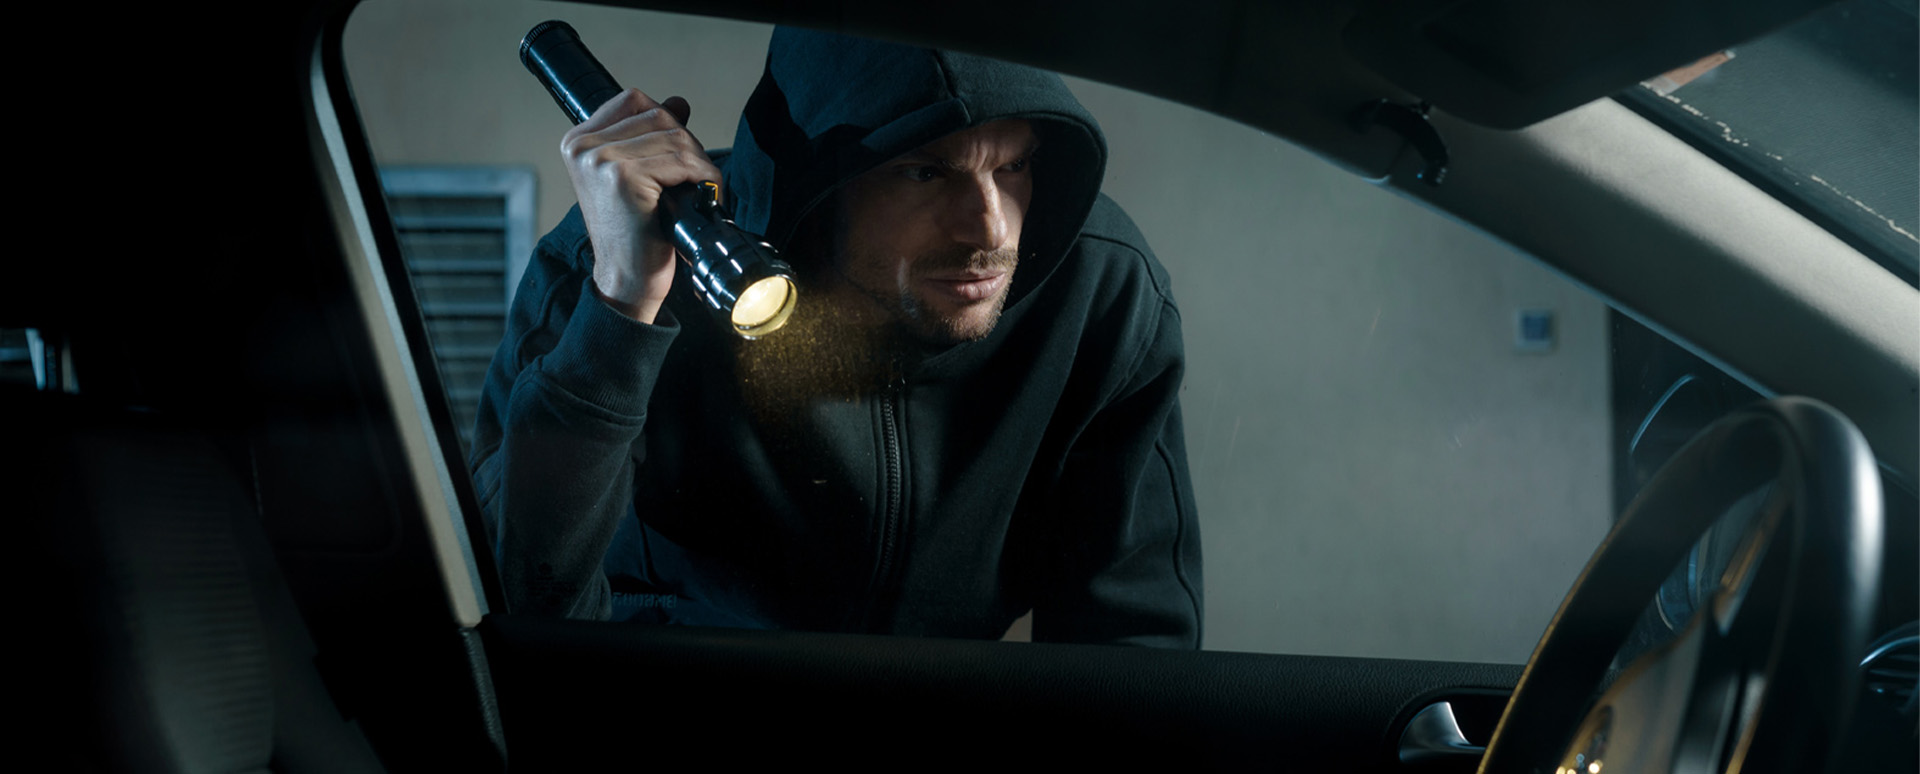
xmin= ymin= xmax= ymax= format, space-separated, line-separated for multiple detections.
xmin=1558 ymin=615 xmax=1710 ymax=774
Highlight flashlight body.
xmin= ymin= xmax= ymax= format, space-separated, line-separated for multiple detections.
xmin=520 ymin=20 xmax=794 ymax=326
xmin=520 ymin=20 xmax=624 ymax=126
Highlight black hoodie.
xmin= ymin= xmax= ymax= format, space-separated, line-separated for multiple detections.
xmin=472 ymin=27 xmax=1202 ymax=647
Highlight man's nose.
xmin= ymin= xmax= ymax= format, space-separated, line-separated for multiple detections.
xmin=940 ymin=175 xmax=1013 ymax=252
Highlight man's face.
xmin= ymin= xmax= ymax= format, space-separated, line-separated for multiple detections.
xmin=830 ymin=119 xmax=1037 ymax=345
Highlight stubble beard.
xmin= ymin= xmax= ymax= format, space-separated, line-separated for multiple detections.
xmin=880 ymin=245 xmax=1019 ymax=346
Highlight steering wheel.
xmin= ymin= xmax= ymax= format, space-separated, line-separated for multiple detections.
xmin=1477 ymin=397 xmax=1883 ymax=774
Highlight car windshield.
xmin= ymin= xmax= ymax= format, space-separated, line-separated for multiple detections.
xmin=1619 ymin=0 xmax=1919 ymax=285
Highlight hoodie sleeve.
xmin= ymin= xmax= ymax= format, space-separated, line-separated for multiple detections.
xmin=468 ymin=207 xmax=678 ymax=620
xmin=1032 ymin=295 xmax=1205 ymax=649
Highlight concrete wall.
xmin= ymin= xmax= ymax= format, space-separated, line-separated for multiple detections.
xmin=345 ymin=0 xmax=1613 ymax=664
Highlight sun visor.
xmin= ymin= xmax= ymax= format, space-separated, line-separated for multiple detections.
xmin=1342 ymin=0 xmax=1843 ymax=129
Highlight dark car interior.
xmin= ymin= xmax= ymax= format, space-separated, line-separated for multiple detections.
xmin=17 ymin=0 xmax=1916 ymax=771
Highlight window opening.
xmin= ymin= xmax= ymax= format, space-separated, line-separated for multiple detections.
xmin=380 ymin=166 xmax=536 ymax=456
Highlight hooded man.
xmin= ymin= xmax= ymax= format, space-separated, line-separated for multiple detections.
xmin=472 ymin=27 xmax=1202 ymax=648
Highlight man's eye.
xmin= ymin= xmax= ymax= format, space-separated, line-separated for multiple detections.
xmin=905 ymin=165 xmax=941 ymax=182
xmin=1004 ymin=157 xmax=1029 ymax=173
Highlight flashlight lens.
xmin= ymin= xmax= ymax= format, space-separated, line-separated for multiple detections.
xmin=731 ymin=276 xmax=796 ymax=338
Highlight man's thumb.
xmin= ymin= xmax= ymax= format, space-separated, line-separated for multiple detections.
xmin=661 ymin=95 xmax=692 ymax=128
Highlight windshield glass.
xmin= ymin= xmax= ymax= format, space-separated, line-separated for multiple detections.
xmin=1618 ymin=0 xmax=1919 ymax=285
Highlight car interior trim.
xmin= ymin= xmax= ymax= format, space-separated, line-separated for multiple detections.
xmin=1392 ymin=98 xmax=1920 ymax=485
xmin=306 ymin=34 xmax=487 ymax=627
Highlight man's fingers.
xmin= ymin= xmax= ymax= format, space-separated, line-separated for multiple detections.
xmin=576 ymin=87 xmax=662 ymax=133
xmin=661 ymin=96 xmax=691 ymax=128
xmin=567 ymin=94 xmax=699 ymax=159
xmin=589 ymin=105 xmax=700 ymax=151
xmin=596 ymin=139 xmax=724 ymax=196
xmin=650 ymin=98 xmax=716 ymax=198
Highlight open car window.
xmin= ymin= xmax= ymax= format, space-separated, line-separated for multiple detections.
xmin=341 ymin=0 xmax=1897 ymax=667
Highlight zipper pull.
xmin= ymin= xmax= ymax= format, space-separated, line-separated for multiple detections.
xmin=882 ymin=356 xmax=909 ymax=395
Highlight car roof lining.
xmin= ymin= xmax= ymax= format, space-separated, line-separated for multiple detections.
xmin=1402 ymin=99 xmax=1919 ymax=487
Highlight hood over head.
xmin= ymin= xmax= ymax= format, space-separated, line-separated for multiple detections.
xmin=724 ymin=27 xmax=1108 ymax=309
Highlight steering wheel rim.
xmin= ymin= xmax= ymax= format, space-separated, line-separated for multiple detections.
xmin=1477 ymin=396 xmax=1883 ymax=774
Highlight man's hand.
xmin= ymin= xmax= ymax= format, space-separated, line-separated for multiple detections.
xmin=561 ymin=88 xmax=719 ymax=323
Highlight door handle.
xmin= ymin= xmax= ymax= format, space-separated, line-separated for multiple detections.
xmin=1398 ymin=701 xmax=1488 ymax=765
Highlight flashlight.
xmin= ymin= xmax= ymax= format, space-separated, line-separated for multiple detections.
xmin=520 ymin=20 xmax=797 ymax=338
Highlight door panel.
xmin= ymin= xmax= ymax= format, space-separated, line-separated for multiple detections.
xmin=480 ymin=615 xmax=1520 ymax=769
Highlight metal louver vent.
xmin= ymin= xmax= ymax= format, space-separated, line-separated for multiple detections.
xmin=380 ymin=167 xmax=536 ymax=458
xmin=1861 ymin=622 xmax=1918 ymax=718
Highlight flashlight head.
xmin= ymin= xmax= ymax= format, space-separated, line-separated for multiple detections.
xmin=677 ymin=223 xmax=798 ymax=339
xmin=664 ymin=182 xmax=798 ymax=338
xmin=730 ymin=273 xmax=797 ymax=338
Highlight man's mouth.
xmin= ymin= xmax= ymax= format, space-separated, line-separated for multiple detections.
xmin=924 ymin=271 xmax=1008 ymax=302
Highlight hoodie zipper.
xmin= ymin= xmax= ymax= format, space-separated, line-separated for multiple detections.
xmin=865 ymin=373 xmax=908 ymax=632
